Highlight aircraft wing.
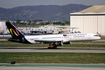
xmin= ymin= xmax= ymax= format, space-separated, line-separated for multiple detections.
xmin=35 ymin=39 xmax=62 ymax=42
xmin=34 ymin=39 xmax=63 ymax=46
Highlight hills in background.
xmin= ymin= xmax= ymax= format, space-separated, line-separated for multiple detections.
xmin=0 ymin=4 xmax=91 ymax=21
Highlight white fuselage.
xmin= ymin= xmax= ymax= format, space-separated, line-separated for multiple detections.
xmin=25 ymin=33 xmax=101 ymax=44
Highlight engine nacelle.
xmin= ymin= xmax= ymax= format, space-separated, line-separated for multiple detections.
xmin=53 ymin=41 xmax=63 ymax=46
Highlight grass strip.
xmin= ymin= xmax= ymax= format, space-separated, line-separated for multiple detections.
xmin=0 ymin=52 xmax=105 ymax=63
xmin=0 ymin=37 xmax=10 ymax=39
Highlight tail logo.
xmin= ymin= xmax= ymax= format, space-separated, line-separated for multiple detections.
xmin=10 ymin=28 xmax=19 ymax=36
xmin=55 ymin=42 xmax=60 ymax=45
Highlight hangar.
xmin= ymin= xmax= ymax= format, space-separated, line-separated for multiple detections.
xmin=0 ymin=21 xmax=6 ymax=34
xmin=70 ymin=5 xmax=105 ymax=36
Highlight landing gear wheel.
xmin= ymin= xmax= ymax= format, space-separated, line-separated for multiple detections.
xmin=47 ymin=47 xmax=52 ymax=49
xmin=53 ymin=45 xmax=57 ymax=49
xmin=47 ymin=45 xmax=57 ymax=49
xmin=47 ymin=46 xmax=52 ymax=49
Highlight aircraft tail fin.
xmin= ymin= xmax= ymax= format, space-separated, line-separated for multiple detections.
xmin=6 ymin=22 xmax=30 ymax=43
xmin=6 ymin=22 xmax=24 ymax=38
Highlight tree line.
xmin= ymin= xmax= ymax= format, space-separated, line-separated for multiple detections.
xmin=7 ymin=19 xmax=70 ymax=27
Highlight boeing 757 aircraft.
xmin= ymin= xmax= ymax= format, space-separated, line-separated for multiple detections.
xmin=6 ymin=22 xmax=101 ymax=48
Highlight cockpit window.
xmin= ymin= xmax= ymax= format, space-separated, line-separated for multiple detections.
xmin=94 ymin=35 xmax=99 ymax=37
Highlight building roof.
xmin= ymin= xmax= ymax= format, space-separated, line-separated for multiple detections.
xmin=70 ymin=5 xmax=105 ymax=15
xmin=79 ymin=5 xmax=105 ymax=13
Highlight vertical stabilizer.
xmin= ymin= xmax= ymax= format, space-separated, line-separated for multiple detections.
xmin=6 ymin=22 xmax=24 ymax=38
xmin=6 ymin=22 xmax=30 ymax=43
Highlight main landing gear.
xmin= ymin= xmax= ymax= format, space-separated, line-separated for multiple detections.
xmin=47 ymin=44 xmax=57 ymax=49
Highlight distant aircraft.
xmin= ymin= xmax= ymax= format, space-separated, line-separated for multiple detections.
xmin=6 ymin=22 xmax=101 ymax=49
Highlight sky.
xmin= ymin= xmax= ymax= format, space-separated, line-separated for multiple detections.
xmin=0 ymin=0 xmax=105 ymax=8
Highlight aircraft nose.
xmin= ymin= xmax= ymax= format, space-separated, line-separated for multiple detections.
xmin=96 ymin=36 xmax=101 ymax=40
xmin=92 ymin=35 xmax=101 ymax=40
xmin=98 ymin=35 xmax=101 ymax=39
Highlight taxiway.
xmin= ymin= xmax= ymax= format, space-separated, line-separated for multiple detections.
xmin=0 ymin=47 xmax=105 ymax=53
xmin=0 ymin=64 xmax=105 ymax=70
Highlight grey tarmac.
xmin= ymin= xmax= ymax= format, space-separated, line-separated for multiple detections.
xmin=0 ymin=47 xmax=105 ymax=53
xmin=0 ymin=64 xmax=105 ymax=70
xmin=1 ymin=67 xmax=105 ymax=70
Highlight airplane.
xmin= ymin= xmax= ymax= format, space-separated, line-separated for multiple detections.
xmin=6 ymin=22 xmax=101 ymax=49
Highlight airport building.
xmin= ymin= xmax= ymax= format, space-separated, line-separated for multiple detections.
xmin=70 ymin=5 xmax=105 ymax=36
xmin=0 ymin=21 xmax=70 ymax=34
xmin=0 ymin=21 xmax=7 ymax=34
xmin=18 ymin=25 xmax=70 ymax=34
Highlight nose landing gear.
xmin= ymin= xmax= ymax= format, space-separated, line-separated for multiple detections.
xmin=88 ymin=41 xmax=91 ymax=47
xmin=47 ymin=44 xmax=57 ymax=49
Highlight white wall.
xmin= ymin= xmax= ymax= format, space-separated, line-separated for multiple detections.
xmin=0 ymin=21 xmax=6 ymax=34
xmin=98 ymin=15 xmax=105 ymax=35
xmin=83 ymin=15 xmax=97 ymax=33
xmin=70 ymin=16 xmax=84 ymax=32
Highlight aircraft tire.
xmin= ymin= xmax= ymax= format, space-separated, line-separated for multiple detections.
xmin=47 ymin=45 xmax=57 ymax=49
xmin=53 ymin=45 xmax=57 ymax=49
